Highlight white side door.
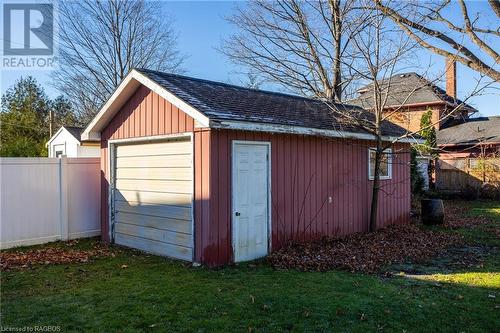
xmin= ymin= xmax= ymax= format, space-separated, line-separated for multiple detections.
xmin=232 ymin=142 xmax=270 ymax=262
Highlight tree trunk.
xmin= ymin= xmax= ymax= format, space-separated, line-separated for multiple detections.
xmin=369 ymin=143 xmax=383 ymax=232
xmin=49 ymin=110 xmax=54 ymax=138
xmin=332 ymin=40 xmax=342 ymax=102
xmin=331 ymin=0 xmax=342 ymax=102
xmin=428 ymin=157 xmax=435 ymax=190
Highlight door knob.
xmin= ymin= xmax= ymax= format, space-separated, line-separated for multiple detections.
xmin=235 ymin=212 xmax=241 ymax=216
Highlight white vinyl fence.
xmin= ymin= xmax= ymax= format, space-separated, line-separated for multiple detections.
xmin=0 ymin=157 xmax=101 ymax=249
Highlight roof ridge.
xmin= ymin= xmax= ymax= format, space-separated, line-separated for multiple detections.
xmin=466 ymin=115 xmax=500 ymax=120
xmin=135 ymin=68 xmax=351 ymax=108
xmin=353 ymin=71 xmax=476 ymax=111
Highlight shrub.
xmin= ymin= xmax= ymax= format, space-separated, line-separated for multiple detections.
xmin=410 ymin=148 xmax=425 ymax=195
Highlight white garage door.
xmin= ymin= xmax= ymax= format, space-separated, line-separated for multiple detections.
xmin=112 ymin=138 xmax=193 ymax=261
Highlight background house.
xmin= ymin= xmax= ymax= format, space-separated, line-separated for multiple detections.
xmin=47 ymin=126 xmax=100 ymax=158
xmin=436 ymin=116 xmax=500 ymax=193
xmin=349 ymin=60 xmax=477 ymax=133
xmin=82 ymin=69 xmax=414 ymax=267
xmin=438 ymin=116 xmax=500 ymax=158
xmin=348 ymin=60 xmax=488 ymax=192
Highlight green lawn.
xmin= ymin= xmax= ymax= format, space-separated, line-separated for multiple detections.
xmin=470 ymin=206 xmax=500 ymax=221
xmin=455 ymin=200 xmax=500 ymax=248
xmin=1 ymin=201 xmax=499 ymax=332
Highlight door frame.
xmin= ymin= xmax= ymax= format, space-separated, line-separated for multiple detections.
xmin=107 ymin=132 xmax=194 ymax=260
xmin=231 ymin=140 xmax=272 ymax=262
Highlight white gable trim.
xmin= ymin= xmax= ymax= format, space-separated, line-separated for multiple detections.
xmin=81 ymin=70 xmax=210 ymax=141
xmin=46 ymin=127 xmax=66 ymax=147
xmin=132 ymin=72 xmax=210 ymax=128
xmin=211 ymin=120 xmax=424 ymax=144
xmin=46 ymin=126 xmax=80 ymax=147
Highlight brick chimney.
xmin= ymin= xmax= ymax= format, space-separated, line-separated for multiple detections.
xmin=445 ymin=57 xmax=456 ymax=99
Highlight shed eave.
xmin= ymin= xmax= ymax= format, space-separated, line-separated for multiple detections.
xmin=211 ymin=120 xmax=424 ymax=144
xmin=82 ymin=131 xmax=101 ymax=141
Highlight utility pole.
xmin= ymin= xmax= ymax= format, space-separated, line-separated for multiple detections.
xmin=49 ymin=110 xmax=54 ymax=137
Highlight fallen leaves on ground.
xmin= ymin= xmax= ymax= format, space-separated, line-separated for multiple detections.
xmin=269 ymin=200 xmax=499 ymax=274
xmin=443 ymin=202 xmax=495 ymax=229
xmin=268 ymin=222 xmax=462 ymax=274
xmin=0 ymin=241 xmax=114 ymax=270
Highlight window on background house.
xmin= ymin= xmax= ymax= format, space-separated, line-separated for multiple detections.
xmin=368 ymin=148 xmax=392 ymax=180
xmin=55 ymin=150 xmax=64 ymax=158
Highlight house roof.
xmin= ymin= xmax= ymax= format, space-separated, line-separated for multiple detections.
xmin=64 ymin=126 xmax=84 ymax=141
xmin=349 ymin=72 xmax=477 ymax=113
xmin=83 ymin=69 xmax=421 ymax=143
xmin=437 ymin=116 xmax=500 ymax=146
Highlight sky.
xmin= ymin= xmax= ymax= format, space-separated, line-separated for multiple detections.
xmin=1 ymin=0 xmax=499 ymax=116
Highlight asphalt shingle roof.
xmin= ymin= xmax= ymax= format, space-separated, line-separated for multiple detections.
xmin=64 ymin=126 xmax=84 ymax=141
xmin=136 ymin=69 xmax=408 ymax=138
xmin=349 ymin=72 xmax=477 ymax=112
xmin=437 ymin=116 xmax=500 ymax=146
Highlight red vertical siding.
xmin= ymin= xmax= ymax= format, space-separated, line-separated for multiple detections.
xmin=193 ymin=129 xmax=213 ymax=264
xmin=194 ymin=130 xmax=204 ymax=261
xmin=206 ymin=129 xmax=411 ymax=265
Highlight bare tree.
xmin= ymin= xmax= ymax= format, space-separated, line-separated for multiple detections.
xmin=222 ymin=0 xmax=493 ymax=232
xmin=323 ymin=5 xmax=419 ymax=231
xmin=373 ymin=0 xmax=500 ymax=82
xmin=54 ymin=0 xmax=185 ymax=123
xmin=242 ymin=70 xmax=264 ymax=90
xmin=222 ymin=0 xmax=420 ymax=232
xmin=326 ymin=2 xmax=492 ymax=231
xmin=324 ymin=0 xmax=492 ymax=231
xmin=221 ymin=0 xmax=364 ymax=102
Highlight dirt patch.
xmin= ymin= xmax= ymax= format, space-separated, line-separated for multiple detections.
xmin=0 ymin=240 xmax=115 ymax=270
xmin=268 ymin=222 xmax=462 ymax=274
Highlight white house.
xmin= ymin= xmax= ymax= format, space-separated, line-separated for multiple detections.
xmin=47 ymin=126 xmax=100 ymax=158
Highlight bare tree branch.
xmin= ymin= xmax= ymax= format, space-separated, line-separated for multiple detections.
xmin=489 ymin=0 xmax=500 ymax=18
xmin=220 ymin=0 xmax=363 ymax=102
xmin=53 ymin=0 xmax=186 ymax=123
xmin=373 ymin=0 xmax=500 ymax=82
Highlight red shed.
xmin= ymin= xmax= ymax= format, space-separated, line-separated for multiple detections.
xmin=82 ymin=69 xmax=416 ymax=266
